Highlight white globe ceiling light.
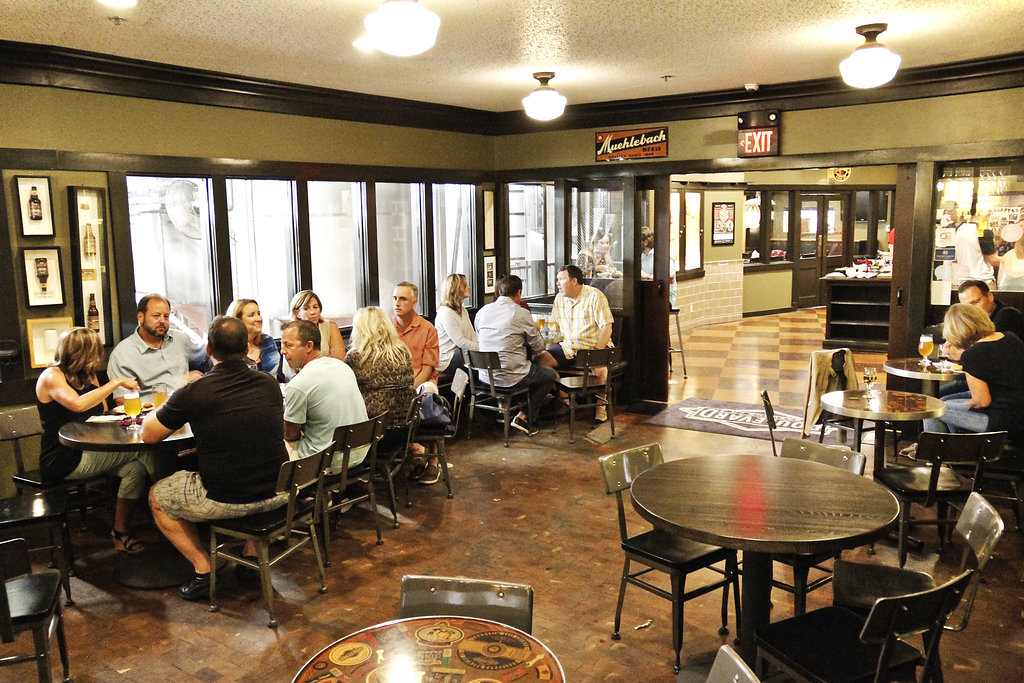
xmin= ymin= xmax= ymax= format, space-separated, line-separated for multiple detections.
xmin=840 ymin=23 xmax=902 ymax=89
xmin=363 ymin=0 xmax=440 ymax=57
xmin=522 ymin=72 xmax=568 ymax=121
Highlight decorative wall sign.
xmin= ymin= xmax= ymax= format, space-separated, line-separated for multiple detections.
xmin=712 ymin=202 xmax=736 ymax=246
xmin=68 ymin=186 xmax=112 ymax=345
xmin=596 ymin=127 xmax=668 ymax=162
xmin=483 ymin=255 xmax=496 ymax=294
xmin=26 ymin=317 xmax=73 ymax=368
xmin=15 ymin=176 xmax=55 ymax=236
xmin=22 ymin=247 xmax=64 ymax=307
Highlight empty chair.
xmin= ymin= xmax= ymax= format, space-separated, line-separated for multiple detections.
xmin=833 ymin=491 xmax=1003 ymax=634
xmin=555 ymin=347 xmax=616 ymax=443
xmin=464 ymin=350 xmax=532 ymax=447
xmin=1 ymin=538 xmax=72 ymax=683
xmin=668 ymin=306 xmax=688 ymax=378
xmin=755 ymin=570 xmax=974 ymax=683
xmin=208 ymin=446 xmax=333 ymax=628
xmin=598 ymin=444 xmax=740 ymax=674
xmin=322 ymin=415 xmax=388 ymax=556
xmin=399 ymin=574 xmax=534 ymax=634
xmin=771 ymin=438 xmax=866 ymax=615
xmin=0 ymin=491 xmax=73 ymax=606
xmin=704 ymin=644 xmax=760 ymax=683
xmin=875 ymin=431 xmax=1006 ymax=567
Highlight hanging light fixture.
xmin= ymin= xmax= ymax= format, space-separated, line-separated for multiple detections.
xmin=522 ymin=72 xmax=568 ymax=121
xmin=840 ymin=23 xmax=902 ymax=89
xmin=363 ymin=0 xmax=440 ymax=57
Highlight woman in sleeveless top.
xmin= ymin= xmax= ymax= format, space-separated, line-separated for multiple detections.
xmin=290 ymin=290 xmax=346 ymax=360
xmin=35 ymin=327 xmax=157 ymax=553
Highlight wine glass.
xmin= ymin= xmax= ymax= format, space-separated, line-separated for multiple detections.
xmin=123 ymin=390 xmax=142 ymax=432
xmin=918 ymin=334 xmax=934 ymax=366
xmin=863 ymin=367 xmax=878 ymax=394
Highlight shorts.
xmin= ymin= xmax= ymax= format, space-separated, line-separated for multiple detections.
xmin=151 ymin=469 xmax=287 ymax=523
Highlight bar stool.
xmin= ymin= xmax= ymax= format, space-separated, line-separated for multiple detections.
xmin=668 ymin=307 xmax=687 ymax=377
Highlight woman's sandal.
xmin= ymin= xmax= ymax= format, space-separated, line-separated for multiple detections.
xmin=111 ymin=528 xmax=145 ymax=554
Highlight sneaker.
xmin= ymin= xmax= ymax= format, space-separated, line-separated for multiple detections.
xmin=234 ymin=557 xmax=260 ymax=583
xmin=179 ymin=573 xmax=211 ymax=601
xmin=510 ymin=415 xmax=539 ymax=436
xmin=594 ymin=406 xmax=608 ymax=423
xmin=418 ymin=463 xmax=442 ymax=485
xmin=898 ymin=442 xmax=919 ymax=459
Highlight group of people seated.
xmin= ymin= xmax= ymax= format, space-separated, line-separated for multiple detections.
xmin=33 ymin=264 xmax=616 ymax=604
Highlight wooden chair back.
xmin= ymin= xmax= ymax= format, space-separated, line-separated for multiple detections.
xmin=0 ymin=406 xmax=43 ymax=475
xmin=598 ymin=444 xmax=664 ymax=542
xmin=399 ymin=574 xmax=534 ymax=634
xmin=780 ymin=437 xmax=866 ymax=475
xmin=915 ymin=431 xmax=1007 ymax=507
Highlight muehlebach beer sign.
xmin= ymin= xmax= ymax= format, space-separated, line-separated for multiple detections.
xmin=737 ymin=110 xmax=781 ymax=158
xmin=595 ymin=127 xmax=669 ymax=162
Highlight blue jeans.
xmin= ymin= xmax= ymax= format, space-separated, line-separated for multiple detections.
xmin=924 ymin=392 xmax=990 ymax=434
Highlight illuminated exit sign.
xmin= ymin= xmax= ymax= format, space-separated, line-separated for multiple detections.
xmin=737 ymin=110 xmax=780 ymax=158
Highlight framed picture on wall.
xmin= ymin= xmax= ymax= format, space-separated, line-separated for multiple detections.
xmin=22 ymin=247 xmax=65 ymax=307
xmin=712 ymin=202 xmax=736 ymax=246
xmin=483 ymin=255 xmax=496 ymax=294
xmin=68 ymin=186 xmax=112 ymax=345
xmin=26 ymin=317 xmax=73 ymax=368
xmin=15 ymin=176 xmax=56 ymax=236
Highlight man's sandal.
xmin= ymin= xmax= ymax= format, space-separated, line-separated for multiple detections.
xmin=111 ymin=528 xmax=145 ymax=553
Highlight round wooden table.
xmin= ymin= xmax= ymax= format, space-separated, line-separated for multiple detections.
xmin=293 ymin=616 xmax=565 ymax=683
xmin=630 ymin=454 xmax=899 ymax=666
xmin=882 ymin=357 xmax=964 ymax=395
xmin=819 ymin=389 xmax=945 ymax=475
xmin=59 ymin=420 xmax=194 ymax=452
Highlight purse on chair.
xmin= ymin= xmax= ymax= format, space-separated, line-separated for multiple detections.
xmin=419 ymin=392 xmax=452 ymax=428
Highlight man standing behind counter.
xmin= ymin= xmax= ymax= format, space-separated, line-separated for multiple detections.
xmin=106 ymin=293 xmax=205 ymax=403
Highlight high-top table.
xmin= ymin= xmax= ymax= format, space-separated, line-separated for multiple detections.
xmin=882 ymin=358 xmax=964 ymax=395
xmin=819 ymin=389 xmax=945 ymax=474
xmin=293 ymin=615 xmax=565 ymax=683
xmin=630 ymin=454 xmax=899 ymax=666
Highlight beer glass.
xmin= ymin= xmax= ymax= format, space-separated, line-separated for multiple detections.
xmin=123 ymin=390 xmax=142 ymax=430
xmin=152 ymin=382 xmax=169 ymax=408
xmin=918 ymin=334 xmax=934 ymax=365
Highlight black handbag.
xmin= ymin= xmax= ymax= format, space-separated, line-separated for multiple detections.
xmin=419 ymin=392 xmax=452 ymax=427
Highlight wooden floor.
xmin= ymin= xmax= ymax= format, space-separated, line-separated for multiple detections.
xmin=6 ymin=309 xmax=1023 ymax=682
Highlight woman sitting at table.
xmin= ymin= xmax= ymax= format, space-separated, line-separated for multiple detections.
xmin=577 ymin=229 xmax=616 ymax=278
xmin=925 ymin=303 xmax=1024 ymax=439
xmin=434 ymin=273 xmax=478 ymax=384
xmin=226 ymin=298 xmax=281 ymax=375
xmin=289 ymin=290 xmax=346 ymax=360
xmin=35 ymin=327 xmax=157 ymax=553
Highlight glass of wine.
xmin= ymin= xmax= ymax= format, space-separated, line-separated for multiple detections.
xmin=536 ymin=316 xmax=547 ymax=332
xmin=863 ymin=367 xmax=878 ymax=394
xmin=918 ymin=333 xmax=934 ymax=366
xmin=123 ymin=390 xmax=142 ymax=431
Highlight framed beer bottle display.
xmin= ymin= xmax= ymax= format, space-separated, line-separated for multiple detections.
xmin=21 ymin=247 xmax=64 ymax=307
xmin=68 ymin=186 xmax=113 ymax=345
xmin=15 ymin=176 xmax=55 ymax=236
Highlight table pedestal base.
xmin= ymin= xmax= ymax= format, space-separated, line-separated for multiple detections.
xmin=739 ymin=551 xmax=772 ymax=666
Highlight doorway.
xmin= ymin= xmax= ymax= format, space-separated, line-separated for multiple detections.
xmin=793 ymin=193 xmax=849 ymax=307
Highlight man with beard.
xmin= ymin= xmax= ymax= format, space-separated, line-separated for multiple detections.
xmin=107 ymin=293 xmax=205 ymax=404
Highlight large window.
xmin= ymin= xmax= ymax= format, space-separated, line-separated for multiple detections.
xmin=508 ymin=183 xmax=556 ymax=297
xmin=670 ymin=188 xmax=703 ymax=276
xmin=227 ymin=178 xmax=296 ymax=336
xmin=376 ymin=182 xmax=425 ymax=309
xmin=126 ymin=175 xmax=215 ymax=343
xmin=309 ymin=181 xmax=363 ymax=327
xmin=570 ymin=183 xmax=624 ymax=278
xmin=433 ymin=184 xmax=476 ymax=298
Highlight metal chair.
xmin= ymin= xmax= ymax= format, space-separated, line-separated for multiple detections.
xmin=0 ymin=491 xmax=73 ymax=606
xmin=755 ymin=570 xmax=973 ymax=683
xmin=875 ymin=431 xmax=1006 ymax=567
xmin=1 ymin=406 xmax=109 ymax=529
xmin=598 ymin=444 xmax=740 ymax=674
xmin=464 ymin=350 xmax=532 ymax=447
xmin=761 ymin=390 xmax=779 ymax=457
xmin=668 ymin=307 xmax=688 ymax=377
xmin=771 ymin=438 xmax=866 ymax=615
xmin=704 ymin=644 xmax=759 ymax=683
xmin=555 ymin=347 xmax=615 ymax=443
xmin=1 ymin=538 xmax=72 ymax=682
xmin=322 ymin=415 xmax=388 ymax=555
xmin=802 ymin=349 xmax=865 ymax=449
xmin=399 ymin=575 xmax=534 ymax=634
xmin=414 ymin=381 xmax=464 ymax=499
xmin=832 ymin=491 xmax=1003 ymax=633
xmin=208 ymin=445 xmax=333 ymax=628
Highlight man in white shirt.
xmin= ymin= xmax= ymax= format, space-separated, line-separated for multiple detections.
xmin=281 ymin=320 xmax=368 ymax=472
xmin=474 ymin=275 xmax=558 ymax=434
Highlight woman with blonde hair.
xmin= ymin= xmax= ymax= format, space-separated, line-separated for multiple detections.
xmin=289 ymin=290 xmax=346 ymax=360
xmin=225 ymin=298 xmax=280 ymax=375
xmin=434 ymin=273 xmax=478 ymax=381
xmin=35 ymin=327 xmax=156 ymax=552
xmin=926 ymin=302 xmax=1024 ymax=438
xmin=577 ymin=229 xmax=615 ymax=277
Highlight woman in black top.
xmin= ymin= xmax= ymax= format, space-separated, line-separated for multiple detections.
xmin=35 ymin=327 xmax=156 ymax=552
xmin=926 ymin=303 xmax=1024 ymax=439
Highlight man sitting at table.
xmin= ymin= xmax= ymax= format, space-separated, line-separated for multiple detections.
xmin=548 ymin=264 xmax=614 ymax=421
xmin=281 ymin=319 xmax=368 ymax=471
xmin=391 ymin=281 xmax=440 ymax=394
xmin=107 ymin=293 xmax=205 ymax=404
xmin=475 ymin=275 xmax=558 ymax=434
xmin=143 ymin=315 xmax=288 ymax=601
xmin=958 ymin=279 xmax=1024 ymax=340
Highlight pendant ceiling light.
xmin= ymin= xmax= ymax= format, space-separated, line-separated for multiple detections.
xmin=840 ymin=23 xmax=902 ymax=89
xmin=363 ymin=0 xmax=441 ymax=57
xmin=522 ymin=72 xmax=568 ymax=121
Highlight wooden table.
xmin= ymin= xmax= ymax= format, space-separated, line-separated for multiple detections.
xmin=630 ymin=454 xmax=898 ymax=666
xmin=59 ymin=419 xmax=193 ymax=452
xmin=882 ymin=357 xmax=964 ymax=395
xmin=293 ymin=616 xmax=565 ymax=683
xmin=819 ymin=389 xmax=945 ymax=474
